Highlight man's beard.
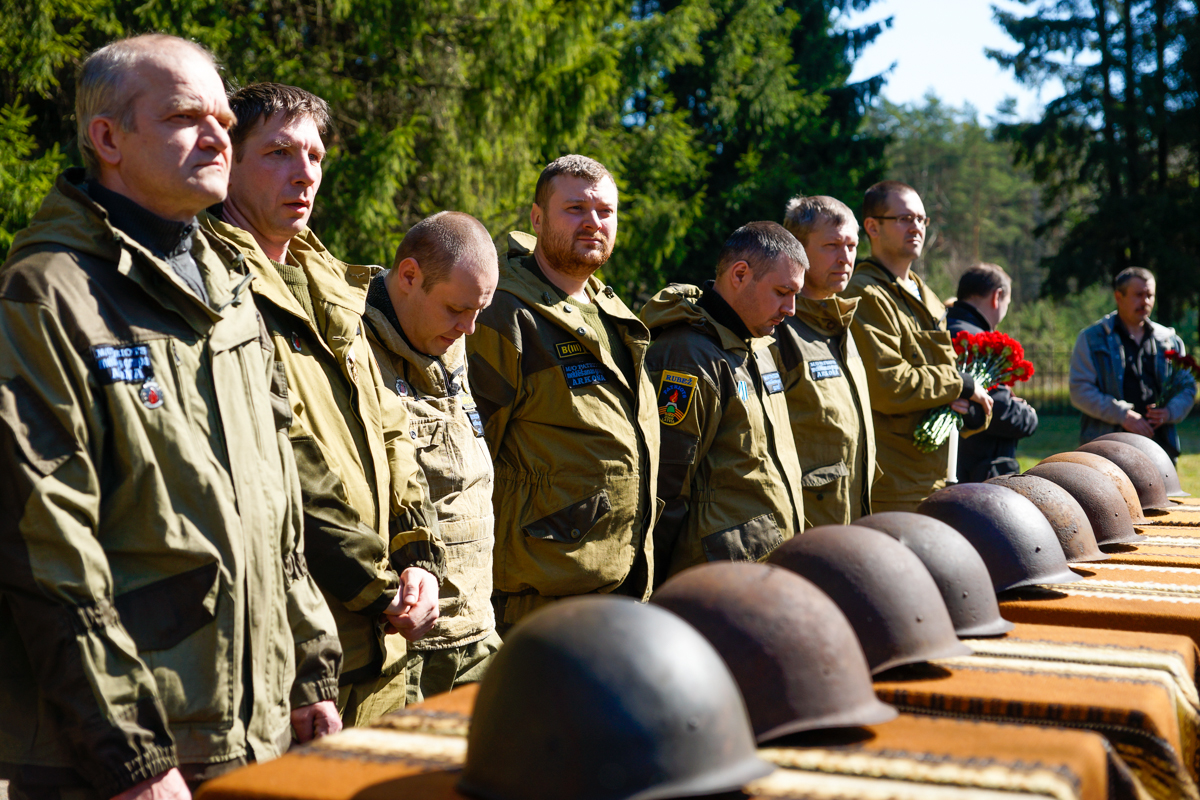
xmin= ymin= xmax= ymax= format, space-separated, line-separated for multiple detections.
xmin=539 ymin=222 xmax=613 ymax=278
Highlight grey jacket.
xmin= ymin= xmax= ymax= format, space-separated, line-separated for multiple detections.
xmin=1069 ymin=311 xmax=1195 ymax=455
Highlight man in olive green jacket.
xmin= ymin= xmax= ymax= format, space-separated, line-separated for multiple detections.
xmin=0 ymin=37 xmax=339 ymax=800
xmin=206 ymin=83 xmax=444 ymax=725
xmin=777 ymin=195 xmax=876 ymax=526
xmin=843 ymin=181 xmax=992 ymax=511
xmin=466 ymin=155 xmax=660 ymax=634
xmin=365 ymin=211 xmax=504 ymax=702
xmin=642 ymin=222 xmax=806 ymax=584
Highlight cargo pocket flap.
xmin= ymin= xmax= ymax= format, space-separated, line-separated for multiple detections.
xmin=410 ymin=419 xmax=442 ymax=450
xmin=114 ymin=562 xmax=220 ymax=652
xmin=701 ymin=513 xmax=783 ymax=562
xmin=801 ymin=460 xmax=849 ymax=489
xmin=524 ymin=491 xmax=612 ymax=544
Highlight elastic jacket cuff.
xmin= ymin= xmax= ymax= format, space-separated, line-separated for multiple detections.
xmin=291 ymin=632 xmax=342 ymax=706
xmin=93 ymin=745 xmax=179 ymax=799
xmin=390 ymin=538 xmax=447 ymax=584
xmin=290 ymin=675 xmax=339 ymax=708
xmin=957 ymin=371 xmax=975 ymax=400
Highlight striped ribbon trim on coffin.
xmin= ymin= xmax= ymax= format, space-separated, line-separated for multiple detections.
xmin=754 ymin=749 xmax=1084 ymax=800
xmin=946 ymin=652 xmax=1199 ymax=783
xmin=302 ymin=693 xmax=1120 ymax=800
xmin=878 ymin=657 xmax=1196 ymax=800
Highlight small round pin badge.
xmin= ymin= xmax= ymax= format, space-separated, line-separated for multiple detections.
xmin=292 ymin=333 xmax=302 ymax=352
xmin=140 ymin=378 xmax=165 ymax=409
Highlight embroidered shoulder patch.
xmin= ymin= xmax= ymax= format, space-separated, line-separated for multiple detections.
xmin=809 ymin=359 xmax=842 ymax=381
xmin=555 ymin=341 xmax=586 ymax=359
xmin=92 ymin=344 xmax=154 ymax=385
xmin=658 ymin=371 xmax=697 ymax=426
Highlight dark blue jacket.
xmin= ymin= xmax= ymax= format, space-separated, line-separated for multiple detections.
xmin=946 ymin=301 xmax=1039 ymax=482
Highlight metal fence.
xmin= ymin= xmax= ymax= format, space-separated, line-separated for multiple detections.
xmin=1016 ymin=343 xmax=1074 ymax=414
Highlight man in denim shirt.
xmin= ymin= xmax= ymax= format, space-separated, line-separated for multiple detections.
xmin=1069 ymin=267 xmax=1196 ymax=461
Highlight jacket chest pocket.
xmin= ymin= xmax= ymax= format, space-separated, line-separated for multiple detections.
xmin=407 ymin=398 xmax=473 ymax=499
xmin=903 ymin=328 xmax=954 ymax=367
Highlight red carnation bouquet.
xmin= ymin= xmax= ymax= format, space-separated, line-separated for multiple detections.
xmin=1158 ymin=350 xmax=1200 ymax=406
xmin=913 ymin=330 xmax=1036 ymax=453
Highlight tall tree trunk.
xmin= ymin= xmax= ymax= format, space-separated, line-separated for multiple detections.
xmin=1121 ymin=0 xmax=1141 ymax=263
xmin=1154 ymin=0 xmax=1168 ymax=191
xmin=1095 ymin=0 xmax=1121 ymax=198
xmin=1094 ymin=0 xmax=1126 ymax=269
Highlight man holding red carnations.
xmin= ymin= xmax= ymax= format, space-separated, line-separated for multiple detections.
xmin=1070 ymin=267 xmax=1195 ymax=463
xmin=946 ymin=264 xmax=1039 ymax=482
xmin=843 ymin=181 xmax=993 ymax=512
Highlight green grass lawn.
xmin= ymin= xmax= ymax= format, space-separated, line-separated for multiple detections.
xmin=1015 ymin=414 xmax=1200 ymax=495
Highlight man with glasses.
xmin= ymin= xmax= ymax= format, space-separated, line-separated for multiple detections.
xmin=843 ymin=181 xmax=992 ymax=511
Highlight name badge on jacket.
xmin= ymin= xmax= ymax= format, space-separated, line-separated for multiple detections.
xmin=809 ymin=359 xmax=842 ymax=381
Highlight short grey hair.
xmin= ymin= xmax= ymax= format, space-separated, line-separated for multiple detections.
xmin=716 ymin=221 xmax=809 ymax=279
xmin=76 ymin=34 xmax=218 ymax=176
xmin=782 ymin=194 xmax=857 ymax=245
xmin=1114 ymin=266 xmax=1155 ymax=293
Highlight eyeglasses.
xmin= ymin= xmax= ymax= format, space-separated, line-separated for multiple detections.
xmin=870 ymin=214 xmax=931 ymax=227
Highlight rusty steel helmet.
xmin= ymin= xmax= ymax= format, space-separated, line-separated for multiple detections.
xmin=652 ymin=562 xmax=897 ymax=742
xmin=1078 ymin=440 xmax=1172 ymax=510
xmin=766 ymin=525 xmax=970 ymax=674
xmin=986 ymin=474 xmax=1108 ymax=563
xmin=1039 ymin=451 xmax=1146 ymax=523
xmin=855 ymin=512 xmax=1014 ymax=638
xmin=1095 ymin=432 xmax=1188 ymax=497
xmin=459 ymin=596 xmax=772 ymax=800
xmin=916 ymin=483 xmax=1081 ymax=592
xmin=1023 ymin=461 xmax=1140 ymax=546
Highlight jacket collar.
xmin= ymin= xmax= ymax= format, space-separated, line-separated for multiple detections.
xmin=202 ymin=213 xmax=375 ymax=326
xmin=640 ymin=282 xmax=775 ymax=353
xmin=947 ymin=300 xmax=992 ymax=332
xmin=1099 ymin=309 xmax=1174 ymax=345
xmin=793 ymin=294 xmax=859 ymax=334
xmin=7 ymin=169 xmax=240 ymax=326
xmin=854 ymin=256 xmax=945 ymax=328
xmin=500 ymin=231 xmax=647 ymax=335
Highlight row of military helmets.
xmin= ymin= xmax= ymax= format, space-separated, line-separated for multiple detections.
xmin=454 ymin=433 xmax=1184 ymax=800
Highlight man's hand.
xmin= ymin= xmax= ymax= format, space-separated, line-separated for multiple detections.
xmin=969 ymin=383 xmax=994 ymax=416
xmin=383 ymin=567 xmax=440 ymax=641
xmin=950 ymin=384 xmax=994 ymax=417
xmin=1122 ymin=408 xmax=1156 ymax=437
xmin=1146 ymin=405 xmax=1170 ymax=429
xmin=111 ymin=768 xmax=190 ymax=800
xmin=291 ymin=700 xmax=342 ymax=743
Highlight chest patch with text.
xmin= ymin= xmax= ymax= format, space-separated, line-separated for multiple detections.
xmin=562 ymin=361 xmax=607 ymax=389
xmin=808 ymin=359 xmax=842 ymax=381
xmin=92 ymin=344 xmax=154 ymax=384
xmin=762 ymin=370 xmax=784 ymax=394
xmin=555 ymin=341 xmax=587 ymax=359
xmin=658 ymin=371 xmax=696 ymax=426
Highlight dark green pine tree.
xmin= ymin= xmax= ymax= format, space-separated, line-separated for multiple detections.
xmin=640 ymin=0 xmax=890 ymax=286
xmin=989 ymin=0 xmax=1200 ymax=327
